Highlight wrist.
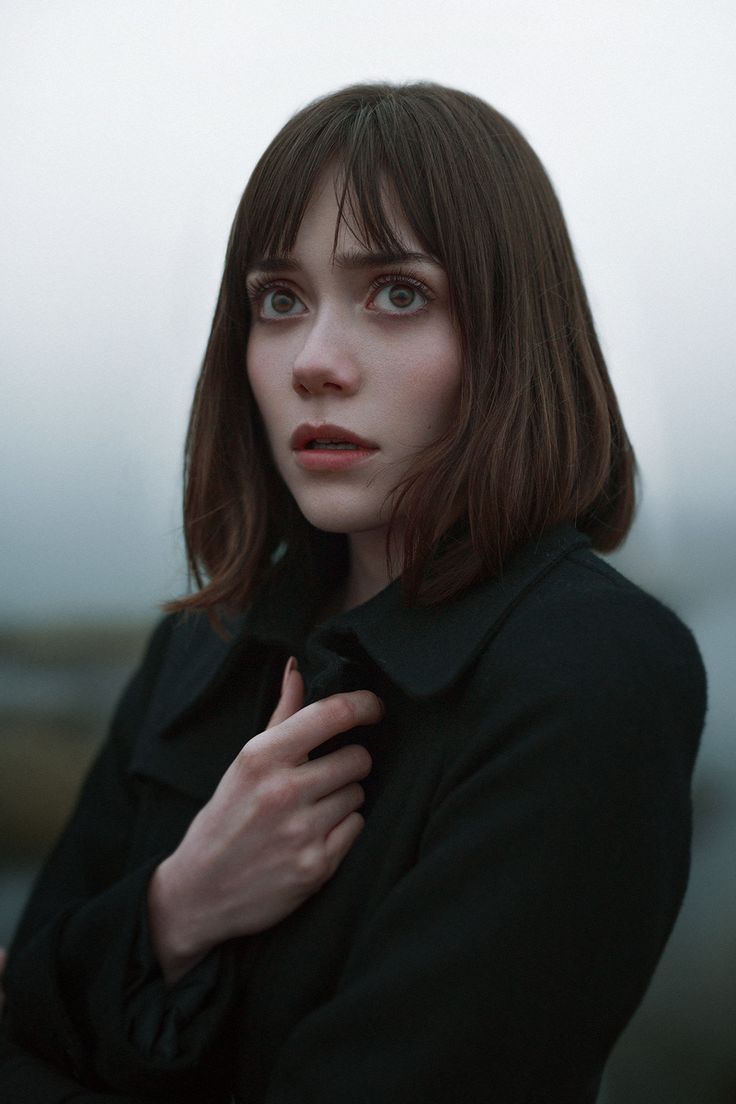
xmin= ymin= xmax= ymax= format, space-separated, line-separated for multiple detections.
xmin=147 ymin=857 xmax=213 ymax=985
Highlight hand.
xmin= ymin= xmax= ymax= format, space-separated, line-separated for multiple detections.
xmin=148 ymin=657 xmax=383 ymax=984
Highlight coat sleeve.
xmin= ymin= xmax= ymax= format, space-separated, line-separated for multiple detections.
xmin=260 ymin=593 xmax=706 ymax=1103
xmin=0 ymin=615 xmax=240 ymax=1104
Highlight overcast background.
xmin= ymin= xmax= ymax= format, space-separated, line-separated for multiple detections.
xmin=2 ymin=1 xmax=734 ymax=624
xmin=1 ymin=2 xmax=735 ymax=1100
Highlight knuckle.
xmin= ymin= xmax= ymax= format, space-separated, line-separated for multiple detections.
xmin=235 ymin=745 xmax=255 ymax=774
xmin=295 ymin=845 xmax=329 ymax=885
xmin=255 ymin=774 xmax=298 ymax=814
xmin=236 ymin=741 xmax=266 ymax=778
xmin=282 ymin=811 xmax=310 ymax=845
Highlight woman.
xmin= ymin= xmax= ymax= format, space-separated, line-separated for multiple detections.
xmin=0 ymin=81 xmax=706 ymax=1102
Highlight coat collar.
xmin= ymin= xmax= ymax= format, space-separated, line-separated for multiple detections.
xmin=143 ymin=523 xmax=590 ymax=742
xmin=303 ymin=522 xmax=591 ymax=699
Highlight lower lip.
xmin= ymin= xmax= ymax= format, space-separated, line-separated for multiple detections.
xmin=294 ymin=447 xmax=378 ymax=471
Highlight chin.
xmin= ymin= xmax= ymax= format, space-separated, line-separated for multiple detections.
xmin=290 ymin=495 xmax=389 ymax=536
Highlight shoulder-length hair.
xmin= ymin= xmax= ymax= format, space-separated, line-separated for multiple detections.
xmin=168 ymin=80 xmax=635 ymax=619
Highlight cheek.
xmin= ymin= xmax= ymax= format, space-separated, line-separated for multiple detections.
xmin=245 ymin=388 xmax=281 ymax=468
xmin=399 ymin=335 xmax=462 ymax=426
xmin=246 ymin=344 xmax=280 ymax=423
xmin=245 ymin=336 xmax=265 ymax=392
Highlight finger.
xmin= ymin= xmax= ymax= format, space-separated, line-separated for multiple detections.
xmin=261 ymin=691 xmax=385 ymax=765
xmin=296 ymin=743 xmax=372 ymax=801
xmin=323 ymin=811 xmax=366 ymax=874
xmin=266 ymin=658 xmax=304 ymax=729
xmin=311 ymin=782 xmax=366 ymax=835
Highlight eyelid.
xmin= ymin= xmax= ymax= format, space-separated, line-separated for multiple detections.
xmin=246 ymin=267 xmax=436 ymax=320
xmin=246 ymin=274 xmax=298 ymax=300
xmin=246 ymin=277 xmax=306 ymax=321
xmin=366 ymin=270 xmax=434 ymax=314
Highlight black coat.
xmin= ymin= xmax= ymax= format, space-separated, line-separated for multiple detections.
xmin=1 ymin=524 xmax=706 ymax=1103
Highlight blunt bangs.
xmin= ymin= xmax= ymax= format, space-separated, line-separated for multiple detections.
xmin=239 ymin=89 xmax=450 ymax=283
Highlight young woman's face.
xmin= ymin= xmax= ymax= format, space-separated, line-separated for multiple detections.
xmin=246 ymin=169 xmax=462 ymax=541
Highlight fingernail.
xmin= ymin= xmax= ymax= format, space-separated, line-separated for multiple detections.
xmin=281 ymin=656 xmax=296 ymax=695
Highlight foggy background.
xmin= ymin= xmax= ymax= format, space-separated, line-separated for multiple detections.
xmin=1 ymin=2 xmax=734 ymax=1101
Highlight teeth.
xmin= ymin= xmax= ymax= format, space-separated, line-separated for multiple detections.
xmin=308 ymin=440 xmax=360 ymax=450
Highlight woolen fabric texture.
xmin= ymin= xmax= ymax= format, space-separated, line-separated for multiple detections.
xmin=0 ymin=524 xmax=707 ymax=1102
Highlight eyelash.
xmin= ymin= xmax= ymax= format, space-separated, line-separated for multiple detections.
xmin=245 ymin=269 xmax=434 ymax=321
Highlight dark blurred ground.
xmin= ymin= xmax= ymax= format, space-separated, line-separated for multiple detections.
xmin=0 ymin=622 xmax=149 ymax=943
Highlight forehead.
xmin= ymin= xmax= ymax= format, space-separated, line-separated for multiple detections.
xmin=300 ymin=169 xmax=416 ymax=251
xmin=245 ymin=188 xmax=440 ymax=277
xmin=245 ymin=161 xmax=434 ymax=273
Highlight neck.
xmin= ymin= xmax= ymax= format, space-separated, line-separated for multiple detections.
xmin=319 ymin=524 xmax=404 ymax=620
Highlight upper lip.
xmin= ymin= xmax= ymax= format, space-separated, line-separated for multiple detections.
xmin=290 ymin=423 xmax=379 ymax=450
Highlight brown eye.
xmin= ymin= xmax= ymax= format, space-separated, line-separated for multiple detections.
xmin=388 ymin=285 xmax=416 ymax=308
xmin=371 ymin=277 xmax=429 ymax=315
xmin=270 ymin=290 xmax=297 ymax=314
xmin=253 ymin=285 xmax=306 ymax=320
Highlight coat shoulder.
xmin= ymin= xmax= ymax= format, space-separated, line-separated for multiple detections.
xmin=466 ymin=544 xmax=707 ymax=760
xmin=503 ymin=544 xmax=703 ymax=680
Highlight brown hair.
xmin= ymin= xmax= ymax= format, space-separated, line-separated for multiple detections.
xmin=168 ymin=80 xmax=635 ymax=618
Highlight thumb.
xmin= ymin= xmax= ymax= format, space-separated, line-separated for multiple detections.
xmin=266 ymin=657 xmax=304 ymax=729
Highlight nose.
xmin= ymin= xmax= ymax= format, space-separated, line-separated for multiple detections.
xmin=291 ymin=312 xmax=362 ymax=397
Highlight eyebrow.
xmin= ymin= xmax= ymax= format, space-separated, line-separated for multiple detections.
xmin=246 ymin=248 xmax=441 ymax=277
